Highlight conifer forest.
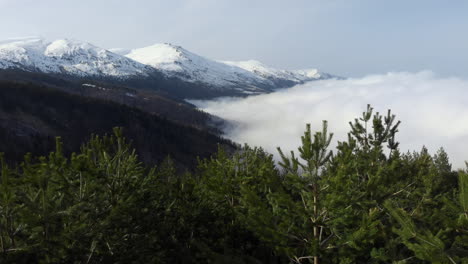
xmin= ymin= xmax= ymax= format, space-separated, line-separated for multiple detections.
xmin=1 ymin=104 xmax=467 ymax=263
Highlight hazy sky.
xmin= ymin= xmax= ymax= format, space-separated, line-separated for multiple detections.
xmin=1 ymin=0 xmax=467 ymax=78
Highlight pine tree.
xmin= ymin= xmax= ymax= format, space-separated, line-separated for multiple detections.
xmin=321 ymin=105 xmax=406 ymax=263
xmin=278 ymin=121 xmax=333 ymax=264
xmin=234 ymin=121 xmax=334 ymax=263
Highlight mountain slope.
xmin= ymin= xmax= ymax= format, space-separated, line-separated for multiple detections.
xmin=0 ymin=37 xmax=151 ymax=78
xmin=0 ymin=81 xmax=235 ymax=169
xmin=125 ymin=43 xmax=270 ymax=93
xmin=125 ymin=43 xmax=337 ymax=92
xmin=223 ymin=60 xmax=335 ymax=84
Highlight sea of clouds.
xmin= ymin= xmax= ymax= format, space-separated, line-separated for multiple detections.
xmin=190 ymin=71 xmax=468 ymax=169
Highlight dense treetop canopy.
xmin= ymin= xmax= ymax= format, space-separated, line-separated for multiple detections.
xmin=0 ymin=105 xmax=467 ymax=263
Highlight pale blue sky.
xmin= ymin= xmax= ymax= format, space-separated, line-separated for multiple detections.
xmin=0 ymin=0 xmax=467 ymax=78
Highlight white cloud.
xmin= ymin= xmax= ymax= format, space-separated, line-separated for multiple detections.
xmin=191 ymin=71 xmax=468 ymax=169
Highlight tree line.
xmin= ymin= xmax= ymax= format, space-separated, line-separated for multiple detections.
xmin=0 ymin=105 xmax=467 ymax=263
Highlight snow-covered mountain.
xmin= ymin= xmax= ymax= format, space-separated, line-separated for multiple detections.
xmin=124 ymin=43 xmax=271 ymax=93
xmin=0 ymin=37 xmax=337 ymax=97
xmin=0 ymin=37 xmax=150 ymax=78
xmin=124 ymin=43 xmax=335 ymax=91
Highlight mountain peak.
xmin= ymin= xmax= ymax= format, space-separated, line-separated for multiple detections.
xmin=124 ymin=43 xmax=337 ymax=91
xmin=0 ymin=37 xmax=150 ymax=78
xmin=44 ymin=39 xmax=100 ymax=57
xmin=126 ymin=43 xmax=197 ymax=70
xmin=125 ymin=43 xmax=268 ymax=89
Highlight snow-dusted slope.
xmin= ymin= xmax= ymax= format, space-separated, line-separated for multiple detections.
xmin=0 ymin=38 xmax=49 ymax=70
xmin=0 ymin=37 xmax=150 ymax=78
xmin=125 ymin=43 xmax=335 ymax=91
xmin=125 ymin=43 xmax=271 ymax=92
xmin=223 ymin=60 xmax=333 ymax=83
xmin=293 ymin=68 xmax=336 ymax=81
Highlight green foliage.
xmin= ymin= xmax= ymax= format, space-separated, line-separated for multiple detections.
xmin=384 ymin=200 xmax=456 ymax=263
xmin=1 ymin=104 xmax=467 ymax=263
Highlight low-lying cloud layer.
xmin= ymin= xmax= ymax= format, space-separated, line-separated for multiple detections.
xmin=191 ymin=72 xmax=468 ymax=168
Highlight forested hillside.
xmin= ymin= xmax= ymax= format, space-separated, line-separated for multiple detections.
xmin=0 ymin=105 xmax=466 ymax=263
xmin=0 ymin=70 xmax=226 ymax=132
xmin=0 ymin=81 xmax=235 ymax=169
xmin=0 ymin=68 xmax=268 ymax=100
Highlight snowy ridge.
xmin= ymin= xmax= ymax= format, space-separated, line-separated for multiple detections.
xmin=223 ymin=60 xmax=333 ymax=83
xmin=125 ymin=43 xmax=335 ymax=90
xmin=0 ymin=37 xmax=337 ymax=94
xmin=293 ymin=68 xmax=335 ymax=81
xmin=125 ymin=43 xmax=271 ymax=91
xmin=0 ymin=38 xmax=150 ymax=78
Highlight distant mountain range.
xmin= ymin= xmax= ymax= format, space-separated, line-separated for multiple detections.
xmin=0 ymin=37 xmax=337 ymax=168
xmin=0 ymin=38 xmax=151 ymax=77
xmin=118 ymin=43 xmax=334 ymax=93
xmin=0 ymin=37 xmax=338 ymax=98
